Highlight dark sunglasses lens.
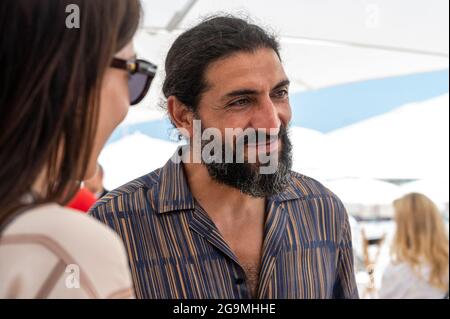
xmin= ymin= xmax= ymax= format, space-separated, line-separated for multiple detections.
xmin=128 ymin=73 xmax=149 ymax=105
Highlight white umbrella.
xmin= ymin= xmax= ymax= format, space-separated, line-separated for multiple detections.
xmin=400 ymin=178 xmax=450 ymax=205
xmin=290 ymin=126 xmax=331 ymax=177
xmin=118 ymin=107 xmax=166 ymax=127
xmin=99 ymin=132 xmax=180 ymax=189
xmin=322 ymin=177 xmax=403 ymax=206
xmin=325 ymin=94 xmax=449 ymax=180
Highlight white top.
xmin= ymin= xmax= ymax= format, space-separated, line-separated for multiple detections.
xmin=0 ymin=204 xmax=134 ymax=299
xmin=379 ymin=261 xmax=448 ymax=299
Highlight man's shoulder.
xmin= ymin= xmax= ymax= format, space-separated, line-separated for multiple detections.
xmin=90 ymin=167 xmax=163 ymax=215
xmin=287 ymin=171 xmax=351 ymax=243
xmin=286 ymin=171 xmax=349 ymax=221
xmin=288 ymin=170 xmax=342 ymax=202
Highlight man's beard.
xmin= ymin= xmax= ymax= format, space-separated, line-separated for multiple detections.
xmin=201 ymin=125 xmax=293 ymax=198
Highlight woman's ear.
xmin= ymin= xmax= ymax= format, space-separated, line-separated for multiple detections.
xmin=167 ymin=96 xmax=194 ymax=139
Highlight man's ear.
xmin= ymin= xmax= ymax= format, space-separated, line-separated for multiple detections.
xmin=167 ymin=96 xmax=195 ymax=138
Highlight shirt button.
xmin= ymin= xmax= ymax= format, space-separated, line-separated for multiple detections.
xmin=235 ymin=278 xmax=245 ymax=285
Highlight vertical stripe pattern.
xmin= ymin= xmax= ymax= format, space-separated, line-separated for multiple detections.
xmin=90 ymin=156 xmax=359 ymax=299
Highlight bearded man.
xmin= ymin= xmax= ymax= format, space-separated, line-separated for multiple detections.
xmin=90 ymin=16 xmax=358 ymax=299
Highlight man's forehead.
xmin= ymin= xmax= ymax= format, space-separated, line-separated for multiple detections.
xmin=204 ymin=48 xmax=287 ymax=94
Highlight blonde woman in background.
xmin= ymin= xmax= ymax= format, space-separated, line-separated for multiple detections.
xmin=379 ymin=193 xmax=449 ymax=299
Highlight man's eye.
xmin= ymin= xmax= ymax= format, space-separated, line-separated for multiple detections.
xmin=273 ymin=89 xmax=289 ymax=99
xmin=229 ymin=98 xmax=250 ymax=107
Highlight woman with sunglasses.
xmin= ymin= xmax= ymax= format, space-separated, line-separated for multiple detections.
xmin=0 ymin=0 xmax=155 ymax=298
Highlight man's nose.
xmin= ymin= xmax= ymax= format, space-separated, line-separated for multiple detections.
xmin=250 ymin=96 xmax=281 ymax=134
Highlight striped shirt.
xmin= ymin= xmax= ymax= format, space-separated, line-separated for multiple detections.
xmin=90 ymin=155 xmax=359 ymax=299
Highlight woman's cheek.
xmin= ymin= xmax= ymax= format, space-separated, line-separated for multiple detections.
xmin=112 ymin=74 xmax=131 ymax=126
xmin=84 ymin=73 xmax=129 ymax=180
xmin=101 ymin=72 xmax=130 ymax=132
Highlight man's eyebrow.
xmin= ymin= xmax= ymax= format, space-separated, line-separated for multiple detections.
xmin=222 ymin=89 xmax=260 ymax=101
xmin=271 ymin=79 xmax=290 ymax=91
xmin=221 ymin=79 xmax=291 ymax=101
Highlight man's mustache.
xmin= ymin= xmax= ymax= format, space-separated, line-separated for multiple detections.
xmin=236 ymin=127 xmax=286 ymax=146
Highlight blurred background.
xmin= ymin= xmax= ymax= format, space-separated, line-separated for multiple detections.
xmin=97 ymin=0 xmax=449 ymax=298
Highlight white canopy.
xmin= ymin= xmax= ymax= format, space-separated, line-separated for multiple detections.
xmin=325 ymin=94 xmax=449 ymax=180
xmin=99 ymin=133 xmax=179 ymax=189
xmin=290 ymin=126 xmax=330 ymax=178
xmin=322 ymin=177 xmax=403 ymax=206
xmin=135 ymin=0 xmax=448 ymax=110
xmin=400 ymin=178 xmax=450 ymax=204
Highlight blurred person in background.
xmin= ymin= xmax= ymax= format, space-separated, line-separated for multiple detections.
xmin=67 ymin=187 xmax=97 ymax=213
xmin=379 ymin=193 xmax=449 ymax=299
xmin=67 ymin=164 xmax=109 ymax=213
xmin=0 ymin=0 xmax=155 ymax=298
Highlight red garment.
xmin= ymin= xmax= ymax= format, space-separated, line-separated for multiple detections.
xmin=67 ymin=188 xmax=97 ymax=213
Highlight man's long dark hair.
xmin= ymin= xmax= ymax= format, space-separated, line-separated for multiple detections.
xmin=162 ymin=15 xmax=281 ymax=113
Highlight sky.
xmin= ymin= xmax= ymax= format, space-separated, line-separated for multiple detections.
xmin=290 ymin=68 xmax=449 ymax=133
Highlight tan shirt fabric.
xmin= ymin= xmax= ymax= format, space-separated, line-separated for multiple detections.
xmin=0 ymin=204 xmax=134 ymax=299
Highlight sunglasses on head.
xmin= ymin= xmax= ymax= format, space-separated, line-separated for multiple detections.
xmin=111 ymin=58 xmax=157 ymax=105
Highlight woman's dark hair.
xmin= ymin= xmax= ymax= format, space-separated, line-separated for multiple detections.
xmin=0 ymin=0 xmax=141 ymax=224
xmin=162 ymin=15 xmax=281 ymax=112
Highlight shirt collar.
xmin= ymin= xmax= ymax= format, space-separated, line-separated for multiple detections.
xmin=268 ymin=174 xmax=304 ymax=203
xmin=156 ymin=152 xmax=196 ymax=214
xmin=156 ymin=149 xmax=302 ymax=214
